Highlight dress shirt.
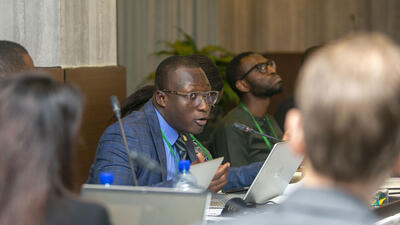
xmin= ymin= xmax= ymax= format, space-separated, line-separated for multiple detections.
xmin=154 ymin=107 xmax=179 ymax=181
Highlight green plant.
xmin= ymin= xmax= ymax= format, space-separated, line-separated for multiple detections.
xmin=146 ymin=28 xmax=239 ymax=115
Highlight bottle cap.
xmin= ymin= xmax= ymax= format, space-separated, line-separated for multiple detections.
xmin=99 ymin=172 xmax=114 ymax=185
xmin=178 ymin=160 xmax=191 ymax=172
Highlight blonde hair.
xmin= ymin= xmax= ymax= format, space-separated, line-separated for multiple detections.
xmin=296 ymin=32 xmax=400 ymax=183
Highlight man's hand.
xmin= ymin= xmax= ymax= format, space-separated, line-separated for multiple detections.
xmin=191 ymin=153 xmax=206 ymax=165
xmin=208 ymin=162 xmax=230 ymax=192
xmin=282 ymin=130 xmax=290 ymax=141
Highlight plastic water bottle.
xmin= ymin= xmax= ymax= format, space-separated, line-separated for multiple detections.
xmin=175 ymin=160 xmax=198 ymax=191
xmin=99 ymin=172 xmax=114 ymax=187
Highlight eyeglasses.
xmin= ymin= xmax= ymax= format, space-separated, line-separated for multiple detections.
xmin=239 ymin=60 xmax=276 ymax=80
xmin=161 ymin=89 xmax=219 ymax=107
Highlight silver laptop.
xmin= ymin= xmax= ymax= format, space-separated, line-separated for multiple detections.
xmin=81 ymin=184 xmax=211 ymax=225
xmin=190 ymin=157 xmax=224 ymax=189
xmin=243 ymin=142 xmax=303 ymax=204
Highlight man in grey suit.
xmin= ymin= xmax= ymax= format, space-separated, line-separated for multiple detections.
xmin=225 ymin=32 xmax=400 ymax=224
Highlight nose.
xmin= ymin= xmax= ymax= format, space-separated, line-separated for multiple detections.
xmin=267 ymin=65 xmax=276 ymax=74
xmin=197 ymin=95 xmax=210 ymax=113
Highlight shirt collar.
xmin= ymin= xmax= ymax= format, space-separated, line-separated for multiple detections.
xmin=154 ymin=106 xmax=179 ymax=145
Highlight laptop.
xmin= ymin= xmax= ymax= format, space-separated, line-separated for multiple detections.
xmin=243 ymin=142 xmax=303 ymax=204
xmin=190 ymin=157 xmax=224 ymax=189
xmin=81 ymin=184 xmax=211 ymax=225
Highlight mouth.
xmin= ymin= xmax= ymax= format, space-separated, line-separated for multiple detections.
xmin=195 ymin=118 xmax=208 ymax=126
xmin=271 ymin=75 xmax=282 ymax=84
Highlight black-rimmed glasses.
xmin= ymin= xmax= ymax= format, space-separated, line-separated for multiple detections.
xmin=161 ymin=89 xmax=219 ymax=107
xmin=239 ymin=60 xmax=276 ymax=80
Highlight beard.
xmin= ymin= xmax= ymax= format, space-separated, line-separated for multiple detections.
xmin=248 ymin=76 xmax=283 ymax=97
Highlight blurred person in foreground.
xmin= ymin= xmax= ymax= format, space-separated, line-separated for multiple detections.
xmin=273 ymin=45 xmax=322 ymax=131
xmin=224 ymin=32 xmax=400 ymax=225
xmin=0 ymin=74 xmax=111 ymax=225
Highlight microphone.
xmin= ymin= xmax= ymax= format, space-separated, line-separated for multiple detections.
xmin=233 ymin=122 xmax=283 ymax=142
xmin=110 ymin=96 xmax=165 ymax=181
xmin=110 ymin=95 xmax=121 ymax=118
xmin=110 ymin=95 xmax=138 ymax=186
xmin=129 ymin=151 xmax=163 ymax=174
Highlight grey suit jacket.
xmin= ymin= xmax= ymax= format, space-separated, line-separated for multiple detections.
xmin=226 ymin=187 xmax=378 ymax=225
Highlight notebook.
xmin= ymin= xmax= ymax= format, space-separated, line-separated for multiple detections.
xmin=190 ymin=157 xmax=224 ymax=189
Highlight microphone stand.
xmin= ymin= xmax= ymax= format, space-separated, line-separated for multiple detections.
xmin=233 ymin=122 xmax=283 ymax=143
xmin=246 ymin=129 xmax=283 ymax=142
xmin=110 ymin=96 xmax=138 ymax=186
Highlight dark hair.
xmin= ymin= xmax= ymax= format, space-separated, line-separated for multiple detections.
xmin=155 ymin=55 xmax=200 ymax=89
xmin=188 ymin=55 xmax=223 ymax=91
xmin=226 ymin=52 xmax=254 ymax=95
xmin=0 ymin=40 xmax=33 ymax=77
xmin=120 ymin=85 xmax=155 ymax=117
xmin=0 ymin=73 xmax=82 ymax=225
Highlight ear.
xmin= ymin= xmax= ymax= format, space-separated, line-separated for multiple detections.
xmin=155 ymin=90 xmax=168 ymax=108
xmin=285 ymin=109 xmax=306 ymax=156
xmin=235 ymin=79 xmax=250 ymax=93
xmin=391 ymin=155 xmax=400 ymax=176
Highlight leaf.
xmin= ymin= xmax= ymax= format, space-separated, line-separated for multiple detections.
xmin=178 ymin=28 xmax=198 ymax=53
xmin=153 ymin=50 xmax=175 ymax=56
xmin=199 ymin=45 xmax=230 ymax=55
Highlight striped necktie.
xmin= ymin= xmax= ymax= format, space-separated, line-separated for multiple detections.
xmin=174 ymin=134 xmax=188 ymax=160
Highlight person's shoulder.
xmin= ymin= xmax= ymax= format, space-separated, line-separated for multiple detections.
xmin=46 ymin=196 xmax=111 ymax=225
xmin=104 ymin=110 xmax=149 ymax=134
xmin=123 ymin=110 xmax=148 ymax=127
xmin=217 ymin=106 xmax=247 ymax=130
xmin=65 ymin=197 xmax=107 ymax=213
xmin=219 ymin=210 xmax=280 ymax=225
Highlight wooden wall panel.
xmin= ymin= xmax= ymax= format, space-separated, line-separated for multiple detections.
xmin=217 ymin=0 xmax=370 ymax=53
xmin=35 ymin=67 xmax=64 ymax=82
xmin=65 ymin=66 xmax=126 ymax=189
xmin=266 ymin=53 xmax=302 ymax=114
xmin=216 ymin=0 xmax=400 ymax=53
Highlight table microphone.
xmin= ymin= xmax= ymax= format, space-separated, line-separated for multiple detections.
xmin=233 ymin=122 xmax=283 ymax=142
xmin=110 ymin=95 xmax=138 ymax=186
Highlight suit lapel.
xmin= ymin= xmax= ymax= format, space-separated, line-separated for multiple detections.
xmin=143 ymin=100 xmax=167 ymax=181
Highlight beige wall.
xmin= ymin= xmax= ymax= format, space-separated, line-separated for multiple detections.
xmin=0 ymin=0 xmax=60 ymax=66
xmin=117 ymin=0 xmax=218 ymax=94
xmin=60 ymin=0 xmax=117 ymax=67
xmin=0 ymin=0 xmax=117 ymax=67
